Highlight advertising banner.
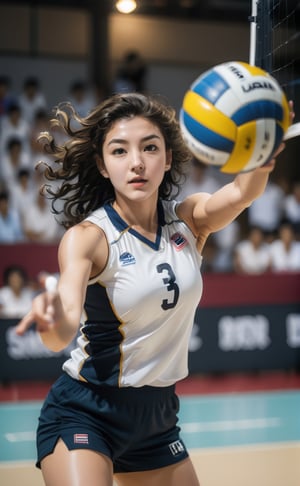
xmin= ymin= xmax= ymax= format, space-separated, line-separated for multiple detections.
xmin=0 ymin=266 xmax=299 ymax=382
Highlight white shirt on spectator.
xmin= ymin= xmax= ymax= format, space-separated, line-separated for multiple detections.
xmin=10 ymin=179 xmax=36 ymax=217
xmin=284 ymin=192 xmax=300 ymax=226
xmin=235 ymin=240 xmax=271 ymax=274
xmin=1 ymin=151 xmax=31 ymax=184
xmin=22 ymin=193 xmax=62 ymax=243
xmin=248 ymin=181 xmax=284 ymax=232
xmin=0 ymin=115 xmax=31 ymax=156
xmin=0 ymin=207 xmax=24 ymax=242
xmin=19 ymin=92 xmax=47 ymax=124
xmin=269 ymin=240 xmax=300 ymax=272
xmin=0 ymin=286 xmax=34 ymax=318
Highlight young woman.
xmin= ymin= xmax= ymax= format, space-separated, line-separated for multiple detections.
xmin=16 ymin=92 xmax=289 ymax=486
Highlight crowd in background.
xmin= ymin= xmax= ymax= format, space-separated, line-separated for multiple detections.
xmin=179 ymin=157 xmax=300 ymax=274
xmin=0 ymin=56 xmax=300 ymax=318
xmin=0 ymin=74 xmax=102 ymax=245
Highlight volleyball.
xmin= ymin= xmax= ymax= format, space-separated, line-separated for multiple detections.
xmin=180 ymin=61 xmax=290 ymax=174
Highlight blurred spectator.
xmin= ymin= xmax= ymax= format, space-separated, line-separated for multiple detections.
xmin=0 ymin=75 xmax=15 ymax=119
xmin=29 ymin=108 xmax=53 ymax=166
xmin=269 ymin=221 xmax=300 ymax=272
xmin=18 ymin=76 xmax=47 ymax=124
xmin=201 ymin=236 xmax=218 ymax=273
xmin=22 ymin=191 xmax=62 ymax=243
xmin=247 ymin=179 xmax=285 ymax=241
xmin=0 ymin=102 xmax=30 ymax=156
xmin=1 ymin=137 xmax=30 ymax=184
xmin=213 ymin=220 xmax=240 ymax=272
xmin=178 ymin=159 xmax=220 ymax=199
xmin=283 ymin=180 xmax=300 ymax=238
xmin=0 ymin=189 xmax=24 ymax=243
xmin=113 ymin=50 xmax=147 ymax=93
xmin=10 ymin=168 xmax=36 ymax=218
xmin=30 ymin=108 xmax=50 ymax=150
xmin=233 ymin=226 xmax=271 ymax=275
xmin=0 ymin=264 xmax=34 ymax=318
xmin=68 ymin=80 xmax=96 ymax=119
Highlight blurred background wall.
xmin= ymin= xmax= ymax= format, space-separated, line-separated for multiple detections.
xmin=0 ymin=4 xmax=250 ymax=111
xmin=1 ymin=2 xmax=298 ymax=180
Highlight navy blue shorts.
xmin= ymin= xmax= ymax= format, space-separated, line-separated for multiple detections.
xmin=36 ymin=373 xmax=189 ymax=473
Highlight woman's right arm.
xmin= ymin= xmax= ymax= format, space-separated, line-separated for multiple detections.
xmin=15 ymin=222 xmax=108 ymax=352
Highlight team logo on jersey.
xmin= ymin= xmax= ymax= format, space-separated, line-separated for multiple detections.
xmin=168 ymin=440 xmax=185 ymax=456
xmin=119 ymin=252 xmax=136 ymax=266
xmin=74 ymin=433 xmax=89 ymax=445
xmin=170 ymin=232 xmax=188 ymax=251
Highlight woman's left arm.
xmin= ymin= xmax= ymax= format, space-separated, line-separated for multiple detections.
xmin=199 ymin=155 xmax=279 ymax=231
xmin=177 ymin=144 xmax=284 ymax=250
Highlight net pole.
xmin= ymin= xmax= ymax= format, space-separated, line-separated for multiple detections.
xmin=249 ymin=0 xmax=258 ymax=65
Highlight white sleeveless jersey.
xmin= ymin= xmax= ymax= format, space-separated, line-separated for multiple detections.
xmin=63 ymin=200 xmax=203 ymax=387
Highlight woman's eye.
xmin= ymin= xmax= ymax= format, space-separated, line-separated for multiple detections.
xmin=145 ymin=144 xmax=157 ymax=152
xmin=112 ymin=147 xmax=125 ymax=155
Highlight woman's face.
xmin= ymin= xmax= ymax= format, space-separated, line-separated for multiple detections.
xmin=99 ymin=116 xmax=172 ymax=203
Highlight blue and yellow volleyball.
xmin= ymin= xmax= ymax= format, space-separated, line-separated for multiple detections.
xmin=180 ymin=61 xmax=290 ymax=173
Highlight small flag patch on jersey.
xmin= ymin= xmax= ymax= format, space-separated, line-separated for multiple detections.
xmin=170 ymin=232 xmax=188 ymax=251
xmin=74 ymin=433 xmax=89 ymax=445
xmin=119 ymin=252 xmax=136 ymax=266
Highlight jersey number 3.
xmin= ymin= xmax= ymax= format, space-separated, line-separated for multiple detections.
xmin=157 ymin=263 xmax=179 ymax=310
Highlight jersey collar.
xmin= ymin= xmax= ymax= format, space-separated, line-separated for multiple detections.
xmin=103 ymin=200 xmax=165 ymax=251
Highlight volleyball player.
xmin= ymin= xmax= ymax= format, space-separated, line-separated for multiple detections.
xmin=16 ymin=92 xmax=291 ymax=486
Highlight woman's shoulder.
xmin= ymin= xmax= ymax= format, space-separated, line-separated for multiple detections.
xmin=59 ymin=219 xmax=107 ymax=257
xmin=64 ymin=218 xmax=106 ymax=240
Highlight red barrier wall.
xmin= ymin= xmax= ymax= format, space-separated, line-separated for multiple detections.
xmin=201 ymin=272 xmax=300 ymax=307
xmin=0 ymin=244 xmax=299 ymax=306
xmin=0 ymin=244 xmax=59 ymax=284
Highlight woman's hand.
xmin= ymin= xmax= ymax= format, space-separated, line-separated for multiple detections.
xmin=15 ymin=288 xmax=60 ymax=336
xmin=258 ymin=99 xmax=295 ymax=172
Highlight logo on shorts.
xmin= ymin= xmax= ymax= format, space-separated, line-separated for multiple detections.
xmin=74 ymin=433 xmax=89 ymax=445
xmin=168 ymin=440 xmax=185 ymax=456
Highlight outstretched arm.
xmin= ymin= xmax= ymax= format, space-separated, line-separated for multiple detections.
xmin=177 ymin=143 xmax=284 ymax=252
xmin=15 ymin=222 xmax=108 ymax=352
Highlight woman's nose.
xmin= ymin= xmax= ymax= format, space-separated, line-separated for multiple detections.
xmin=130 ymin=151 xmax=144 ymax=170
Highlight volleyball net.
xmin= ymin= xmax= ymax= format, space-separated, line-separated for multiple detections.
xmin=249 ymin=0 xmax=300 ymax=137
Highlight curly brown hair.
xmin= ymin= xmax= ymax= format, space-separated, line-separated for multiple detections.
xmin=39 ymin=92 xmax=192 ymax=228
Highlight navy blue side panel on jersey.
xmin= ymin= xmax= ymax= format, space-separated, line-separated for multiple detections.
xmin=80 ymin=282 xmax=123 ymax=386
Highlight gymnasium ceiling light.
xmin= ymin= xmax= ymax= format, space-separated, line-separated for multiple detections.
xmin=115 ymin=0 xmax=137 ymax=14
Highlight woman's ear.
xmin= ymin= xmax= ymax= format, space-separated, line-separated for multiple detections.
xmin=165 ymin=149 xmax=172 ymax=172
xmin=95 ymin=154 xmax=109 ymax=178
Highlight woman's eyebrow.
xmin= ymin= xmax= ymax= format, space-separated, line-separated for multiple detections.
xmin=107 ymin=134 xmax=161 ymax=146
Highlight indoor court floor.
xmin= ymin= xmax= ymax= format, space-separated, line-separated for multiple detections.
xmin=1 ymin=373 xmax=300 ymax=486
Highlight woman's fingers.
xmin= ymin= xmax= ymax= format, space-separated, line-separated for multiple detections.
xmin=15 ymin=291 xmax=58 ymax=335
xmin=15 ymin=311 xmax=35 ymax=335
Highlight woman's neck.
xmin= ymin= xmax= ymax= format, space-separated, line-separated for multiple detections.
xmin=112 ymin=198 xmax=158 ymax=233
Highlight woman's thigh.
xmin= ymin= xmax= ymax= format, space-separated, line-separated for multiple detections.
xmin=41 ymin=439 xmax=114 ymax=486
xmin=114 ymin=457 xmax=200 ymax=486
